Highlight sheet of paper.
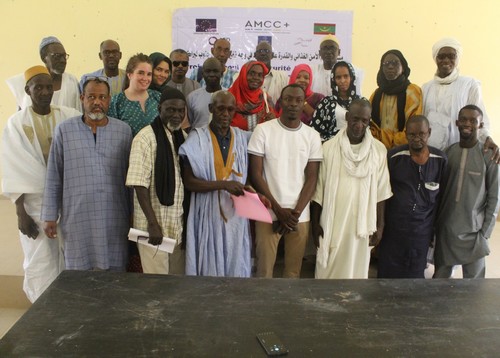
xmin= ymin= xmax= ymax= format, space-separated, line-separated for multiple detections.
xmin=231 ymin=190 xmax=273 ymax=223
xmin=128 ymin=228 xmax=177 ymax=253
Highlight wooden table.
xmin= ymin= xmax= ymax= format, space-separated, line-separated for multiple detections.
xmin=1 ymin=271 xmax=499 ymax=357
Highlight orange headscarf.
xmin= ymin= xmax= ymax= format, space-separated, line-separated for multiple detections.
xmin=229 ymin=61 xmax=272 ymax=130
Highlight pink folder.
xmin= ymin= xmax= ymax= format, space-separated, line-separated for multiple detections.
xmin=231 ymin=190 xmax=273 ymax=223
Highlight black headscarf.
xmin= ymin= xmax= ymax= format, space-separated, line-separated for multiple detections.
xmin=149 ymin=52 xmax=172 ymax=93
xmin=371 ymin=49 xmax=411 ymax=131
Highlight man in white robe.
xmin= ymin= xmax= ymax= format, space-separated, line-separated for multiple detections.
xmin=422 ymin=38 xmax=490 ymax=151
xmin=1 ymin=66 xmax=80 ymax=302
xmin=311 ymin=98 xmax=392 ymax=279
xmin=5 ymin=36 xmax=81 ymax=111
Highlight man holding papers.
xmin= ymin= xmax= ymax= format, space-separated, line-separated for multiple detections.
xmin=179 ymin=90 xmax=256 ymax=277
xmin=126 ymin=88 xmax=188 ymax=274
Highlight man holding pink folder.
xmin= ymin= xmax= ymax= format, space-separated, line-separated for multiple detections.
xmin=179 ymin=90 xmax=267 ymax=277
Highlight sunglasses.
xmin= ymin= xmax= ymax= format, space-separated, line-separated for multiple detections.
xmin=436 ymin=53 xmax=457 ymax=60
xmin=173 ymin=61 xmax=189 ymax=67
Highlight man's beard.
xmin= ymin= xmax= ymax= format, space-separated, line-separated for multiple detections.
xmin=167 ymin=122 xmax=181 ymax=132
xmin=88 ymin=112 xmax=106 ymax=121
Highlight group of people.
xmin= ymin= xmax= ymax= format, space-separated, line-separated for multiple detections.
xmin=2 ymin=34 xmax=499 ymax=303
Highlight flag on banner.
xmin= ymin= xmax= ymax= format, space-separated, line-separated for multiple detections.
xmin=314 ymin=23 xmax=336 ymax=35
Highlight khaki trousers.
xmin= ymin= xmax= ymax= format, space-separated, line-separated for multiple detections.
xmin=138 ymin=243 xmax=185 ymax=275
xmin=255 ymin=221 xmax=309 ymax=278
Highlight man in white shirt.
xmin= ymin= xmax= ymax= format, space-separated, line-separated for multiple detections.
xmin=249 ymin=84 xmax=323 ymax=278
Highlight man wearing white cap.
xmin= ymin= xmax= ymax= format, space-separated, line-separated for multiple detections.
xmin=6 ymin=36 xmax=82 ymax=112
xmin=422 ymin=37 xmax=497 ymax=155
xmin=311 ymin=34 xmax=364 ymax=97
xmin=1 ymin=66 xmax=80 ymax=302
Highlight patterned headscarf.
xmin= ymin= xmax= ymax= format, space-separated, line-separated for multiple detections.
xmin=330 ymin=61 xmax=357 ymax=108
xmin=312 ymin=61 xmax=359 ymax=142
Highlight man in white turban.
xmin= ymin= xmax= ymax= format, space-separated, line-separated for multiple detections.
xmin=422 ymin=38 xmax=498 ymax=160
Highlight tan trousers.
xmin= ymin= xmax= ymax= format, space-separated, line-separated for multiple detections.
xmin=138 ymin=243 xmax=185 ymax=275
xmin=255 ymin=221 xmax=309 ymax=278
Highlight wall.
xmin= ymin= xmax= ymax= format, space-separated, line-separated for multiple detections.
xmin=1 ymin=0 xmax=499 ymax=274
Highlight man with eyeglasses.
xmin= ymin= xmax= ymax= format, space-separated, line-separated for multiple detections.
xmin=2 ymin=65 xmax=80 ymax=302
xmin=377 ymin=115 xmax=447 ymax=278
xmin=189 ymin=38 xmax=239 ymax=90
xmin=41 ymin=77 xmax=133 ymax=272
xmin=434 ymin=105 xmax=500 ymax=279
xmin=310 ymin=34 xmax=364 ymax=97
xmin=167 ymin=49 xmax=201 ymax=98
xmin=422 ymin=38 xmax=499 ymax=162
xmin=126 ymin=87 xmax=188 ymax=275
xmin=254 ymin=41 xmax=288 ymax=102
xmin=79 ymin=39 xmax=125 ymax=96
xmin=6 ymin=36 xmax=81 ymax=111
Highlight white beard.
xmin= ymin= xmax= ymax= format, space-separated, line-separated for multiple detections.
xmin=88 ymin=112 xmax=106 ymax=121
xmin=167 ymin=122 xmax=181 ymax=132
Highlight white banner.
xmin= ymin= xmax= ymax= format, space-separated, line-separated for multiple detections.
xmin=172 ymin=7 xmax=353 ymax=76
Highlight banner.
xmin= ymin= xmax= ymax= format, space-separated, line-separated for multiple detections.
xmin=172 ymin=8 xmax=353 ymax=75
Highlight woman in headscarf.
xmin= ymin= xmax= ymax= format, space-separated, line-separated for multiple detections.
xmin=228 ymin=61 xmax=275 ymax=131
xmin=422 ymin=38 xmax=493 ymax=151
xmin=311 ymin=61 xmax=359 ymax=142
xmin=370 ymin=49 xmax=422 ymax=149
xmin=275 ymin=64 xmax=324 ymax=126
xmin=148 ymin=52 xmax=172 ymax=94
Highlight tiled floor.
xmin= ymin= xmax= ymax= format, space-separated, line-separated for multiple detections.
xmin=2 ymin=195 xmax=500 ymax=338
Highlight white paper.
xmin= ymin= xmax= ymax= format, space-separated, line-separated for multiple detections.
xmin=128 ymin=228 xmax=177 ymax=254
